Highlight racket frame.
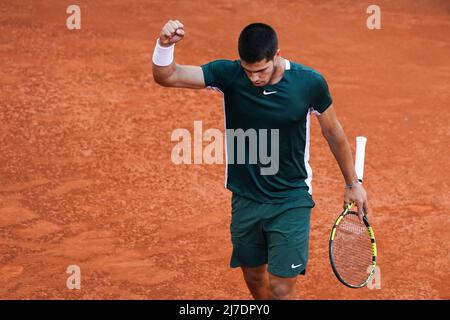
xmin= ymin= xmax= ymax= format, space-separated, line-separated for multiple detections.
xmin=329 ymin=202 xmax=377 ymax=288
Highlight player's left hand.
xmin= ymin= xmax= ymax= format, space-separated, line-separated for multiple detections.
xmin=344 ymin=182 xmax=369 ymax=223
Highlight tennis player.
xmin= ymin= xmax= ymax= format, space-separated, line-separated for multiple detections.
xmin=152 ymin=20 xmax=369 ymax=300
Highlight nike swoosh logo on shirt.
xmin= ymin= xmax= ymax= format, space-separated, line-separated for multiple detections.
xmin=263 ymin=90 xmax=277 ymax=95
xmin=291 ymin=263 xmax=303 ymax=269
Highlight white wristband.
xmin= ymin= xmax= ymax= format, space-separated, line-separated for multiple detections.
xmin=152 ymin=39 xmax=175 ymax=66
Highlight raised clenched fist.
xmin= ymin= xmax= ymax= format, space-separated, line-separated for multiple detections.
xmin=159 ymin=20 xmax=185 ymax=47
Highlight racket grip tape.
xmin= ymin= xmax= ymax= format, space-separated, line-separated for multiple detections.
xmin=355 ymin=136 xmax=367 ymax=181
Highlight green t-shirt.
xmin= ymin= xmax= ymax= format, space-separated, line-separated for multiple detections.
xmin=201 ymin=59 xmax=332 ymax=204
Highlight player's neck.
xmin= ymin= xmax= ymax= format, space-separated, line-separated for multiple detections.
xmin=268 ymin=57 xmax=286 ymax=85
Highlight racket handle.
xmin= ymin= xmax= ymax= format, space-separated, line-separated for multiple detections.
xmin=355 ymin=136 xmax=367 ymax=182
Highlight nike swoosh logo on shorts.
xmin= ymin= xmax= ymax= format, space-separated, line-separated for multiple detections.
xmin=263 ymin=90 xmax=277 ymax=95
xmin=291 ymin=263 xmax=303 ymax=269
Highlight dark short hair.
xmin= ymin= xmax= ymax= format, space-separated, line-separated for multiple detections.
xmin=238 ymin=23 xmax=278 ymax=63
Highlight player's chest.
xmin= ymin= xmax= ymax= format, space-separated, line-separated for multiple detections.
xmin=226 ymin=83 xmax=310 ymax=125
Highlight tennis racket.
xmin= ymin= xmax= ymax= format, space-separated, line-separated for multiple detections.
xmin=329 ymin=136 xmax=377 ymax=288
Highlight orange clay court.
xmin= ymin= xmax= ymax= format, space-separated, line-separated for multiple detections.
xmin=0 ymin=0 xmax=449 ymax=299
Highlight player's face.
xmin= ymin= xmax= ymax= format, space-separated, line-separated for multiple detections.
xmin=241 ymin=58 xmax=276 ymax=87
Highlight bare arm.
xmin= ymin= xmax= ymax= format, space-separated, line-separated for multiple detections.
xmin=153 ymin=63 xmax=205 ymax=89
xmin=317 ymin=104 xmax=369 ymax=220
xmin=317 ymin=105 xmax=358 ymax=185
xmin=152 ymin=20 xmax=206 ymax=89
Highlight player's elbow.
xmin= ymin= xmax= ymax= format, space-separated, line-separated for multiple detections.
xmin=153 ymin=76 xmax=171 ymax=87
xmin=152 ymin=65 xmax=176 ymax=87
xmin=321 ymin=124 xmax=343 ymax=142
xmin=152 ymin=72 xmax=172 ymax=87
xmin=154 ymin=77 xmax=177 ymax=88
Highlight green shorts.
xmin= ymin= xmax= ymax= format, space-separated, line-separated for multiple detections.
xmin=230 ymin=192 xmax=315 ymax=278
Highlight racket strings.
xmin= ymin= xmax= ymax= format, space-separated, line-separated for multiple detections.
xmin=332 ymin=213 xmax=373 ymax=286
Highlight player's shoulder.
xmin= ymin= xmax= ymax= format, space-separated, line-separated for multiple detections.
xmin=201 ymin=59 xmax=242 ymax=91
xmin=202 ymin=59 xmax=241 ymax=70
xmin=287 ymin=61 xmax=326 ymax=80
